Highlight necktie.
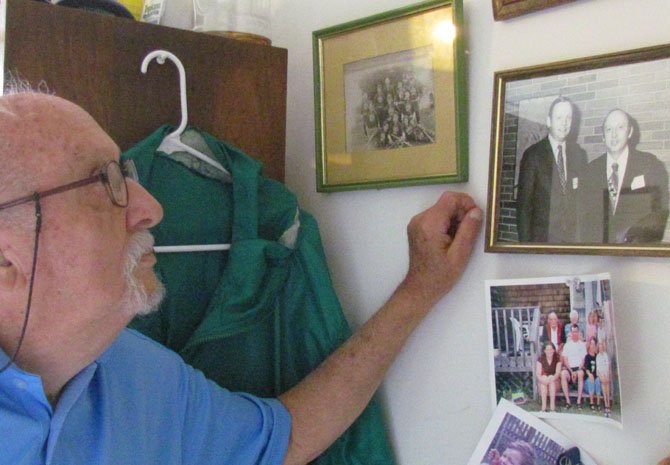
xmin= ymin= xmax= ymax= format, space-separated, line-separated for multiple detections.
xmin=556 ymin=145 xmax=566 ymax=193
xmin=608 ymin=162 xmax=619 ymax=210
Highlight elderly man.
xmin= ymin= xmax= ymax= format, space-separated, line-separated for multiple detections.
xmin=560 ymin=324 xmax=587 ymax=410
xmin=0 ymin=93 xmax=482 ymax=464
xmin=542 ymin=311 xmax=565 ymax=353
xmin=579 ymin=108 xmax=670 ymax=243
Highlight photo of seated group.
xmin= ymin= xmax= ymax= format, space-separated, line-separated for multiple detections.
xmin=485 ymin=273 xmax=622 ymax=424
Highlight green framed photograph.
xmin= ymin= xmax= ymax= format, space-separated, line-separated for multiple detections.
xmin=312 ymin=0 xmax=467 ymax=192
xmin=492 ymin=0 xmax=579 ymax=21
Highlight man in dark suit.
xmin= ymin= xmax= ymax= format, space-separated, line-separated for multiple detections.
xmin=580 ymin=109 xmax=669 ymax=243
xmin=516 ymin=97 xmax=587 ymax=243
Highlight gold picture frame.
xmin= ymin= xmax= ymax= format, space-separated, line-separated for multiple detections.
xmin=486 ymin=44 xmax=670 ymax=256
xmin=313 ymin=0 xmax=467 ymax=192
xmin=492 ymin=0 xmax=579 ymax=21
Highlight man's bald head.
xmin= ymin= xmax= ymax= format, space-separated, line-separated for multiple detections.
xmin=0 ymin=93 xmax=118 ymax=205
xmin=0 ymin=93 xmax=119 ymax=232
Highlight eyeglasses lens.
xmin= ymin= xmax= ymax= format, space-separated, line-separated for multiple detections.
xmin=106 ymin=162 xmax=128 ymax=207
xmin=122 ymin=159 xmax=139 ymax=182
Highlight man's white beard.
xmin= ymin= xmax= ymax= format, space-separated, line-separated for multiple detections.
xmin=119 ymin=230 xmax=165 ymax=317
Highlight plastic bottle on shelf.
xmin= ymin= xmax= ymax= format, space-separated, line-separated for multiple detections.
xmin=192 ymin=0 xmax=271 ymax=45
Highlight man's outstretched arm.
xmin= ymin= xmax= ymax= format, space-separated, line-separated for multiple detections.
xmin=279 ymin=191 xmax=483 ymax=465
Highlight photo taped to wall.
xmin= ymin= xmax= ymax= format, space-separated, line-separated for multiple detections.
xmin=467 ymin=399 xmax=598 ymax=465
xmin=484 ymin=273 xmax=622 ymax=426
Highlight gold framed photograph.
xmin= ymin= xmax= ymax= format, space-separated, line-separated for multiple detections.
xmin=312 ymin=0 xmax=467 ymax=192
xmin=492 ymin=0 xmax=579 ymax=21
xmin=485 ymin=44 xmax=670 ymax=257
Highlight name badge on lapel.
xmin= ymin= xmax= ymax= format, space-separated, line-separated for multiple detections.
xmin=631 ymin=175 xmax=646 ymax=190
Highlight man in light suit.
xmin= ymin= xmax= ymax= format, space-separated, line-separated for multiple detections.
xmin=580 ymin=109 xmax=669 ymax=243
xmin=516 ymin=96 xmax=587 ymax=243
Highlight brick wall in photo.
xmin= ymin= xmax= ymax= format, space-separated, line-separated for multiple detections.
xmin=490 ymin=282 xmax=571 ymax=326
xmin=496 ymin=57 xmax=670 ymax=242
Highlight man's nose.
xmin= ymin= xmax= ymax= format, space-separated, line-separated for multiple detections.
xmin=125 ymin=179 xmax=163 ymax=231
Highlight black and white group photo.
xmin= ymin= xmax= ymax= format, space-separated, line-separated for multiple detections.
xmin=344 ymin=46 xmax=436 ymax=153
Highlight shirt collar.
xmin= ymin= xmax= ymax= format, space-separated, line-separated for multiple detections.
xmin=93 ymin=330 xmax=130 ymax=366
xmin=0 ymin=337 xmax=108 ymax=390
xmin=547 ymin=135 xmax=567 ymax=170
xmin=0 ymin=345 xmax=40 ymax=380
xmin=0 ymin=344 xmax=10 ymax=368
xmin=548 ymin=134 xmax=565 ymax=154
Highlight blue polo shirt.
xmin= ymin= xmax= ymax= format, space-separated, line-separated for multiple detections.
xmin=0 ymin=329 xmax=291 ymax=465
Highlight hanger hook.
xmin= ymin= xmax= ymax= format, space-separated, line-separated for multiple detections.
xmin=141 ymin=50 xmax=188 ymax=136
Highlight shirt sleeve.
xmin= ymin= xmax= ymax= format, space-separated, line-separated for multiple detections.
xmin=180 ymin=365 xmax=291 ymax=465
xmin=101 ymin=330 xmax=291 ymax=465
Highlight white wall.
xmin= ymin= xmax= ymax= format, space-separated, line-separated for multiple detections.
xmin=272 ymin=0 xmax=670 ymax=463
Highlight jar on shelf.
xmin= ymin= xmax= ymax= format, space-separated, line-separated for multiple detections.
xmin=193 ymin=0 xmax=271 ymax=45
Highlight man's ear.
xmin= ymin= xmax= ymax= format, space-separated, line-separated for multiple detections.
xmin=0 ymin=241 xmax=27 ymax=292
xmin=0 ymin=250 xmax=19 ymax=291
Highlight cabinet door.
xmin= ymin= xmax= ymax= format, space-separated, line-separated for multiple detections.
xmin=4 ymin=0 xmax=287 ymax=181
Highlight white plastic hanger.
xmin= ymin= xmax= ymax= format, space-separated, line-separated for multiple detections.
xmin=141 ymin=49 xmax=231 ymax=254
xmin=153 ymin=244 xmax=230 ymax=253
xmin=140 ymin=49 xmax=232 ymax=182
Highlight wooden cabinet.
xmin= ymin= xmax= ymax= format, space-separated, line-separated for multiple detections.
xmin=4 ymin=0 xmax=287 ymax=181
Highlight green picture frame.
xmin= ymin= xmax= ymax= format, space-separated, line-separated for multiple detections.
xmin=312 ymin=0 xmax=467 ymax=192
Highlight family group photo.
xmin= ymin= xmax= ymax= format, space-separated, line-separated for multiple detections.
xmin=485 ymin=274 xmax=621 ymax=424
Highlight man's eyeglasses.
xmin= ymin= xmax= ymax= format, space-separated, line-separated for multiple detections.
xmin=0 ymin=159 xmax=138 ymax=212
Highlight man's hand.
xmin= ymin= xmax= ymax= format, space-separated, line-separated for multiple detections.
xmin=401 ymin=191 xmax=482 ymax=307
